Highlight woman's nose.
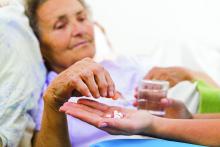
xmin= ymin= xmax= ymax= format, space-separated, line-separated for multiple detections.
xmin=71 ymin=22 xmax=84 ymax=37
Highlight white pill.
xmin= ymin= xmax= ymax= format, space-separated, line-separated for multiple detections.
xmin=105 ymin=114 xmax=112 ymax=118
xmin=113 ymin=110 xmax=124 ymax=119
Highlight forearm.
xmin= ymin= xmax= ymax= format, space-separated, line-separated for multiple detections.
xmin=146 ymin=117 xmax=220 ymax=146
xmin=193 ymin=113 xmax=220 ymax=119
xmin=33 ymin=102 xmax=71 ymax=147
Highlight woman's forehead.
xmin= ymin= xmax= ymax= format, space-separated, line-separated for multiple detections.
xmin=37 ymin=0 xmax=84 ymax=22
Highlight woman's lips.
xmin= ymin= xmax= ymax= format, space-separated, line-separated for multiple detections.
xmin=72 ymin=40 xmax=89 ymax=49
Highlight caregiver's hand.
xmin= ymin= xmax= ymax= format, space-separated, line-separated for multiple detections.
xmin=134 ymin=88 xmax=193 ymax=119
xmin=134 ymin=90 xmax=193 ymax=119
xmin=60 ymin=99 xmax=156 ymax=135
xmin=159 ymin=98 xmax=193 ymax=119
xmin=43 ymin=58 xmax=116 ymax=109
xmin=145 ymin=67 xmax=194 ymax=87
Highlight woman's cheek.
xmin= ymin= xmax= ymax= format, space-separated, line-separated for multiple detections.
xmin=52 ymin=31 xmax=71 ymax=48
xmin=85 ymin=23 xmax=94 ymax=37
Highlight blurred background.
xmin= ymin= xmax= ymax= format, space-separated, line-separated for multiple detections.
xmin=86 ymin=0 xmax=220 ymax=84
xmin=86 ymin=0 xmax=220 ymax=54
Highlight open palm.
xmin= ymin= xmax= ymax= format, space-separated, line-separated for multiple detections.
xmin=60 ymin=99 xmax=155 ymax=135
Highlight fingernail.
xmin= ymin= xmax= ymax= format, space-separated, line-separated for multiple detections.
xmin=102 ymin=91 xmax=107 ymax=97
xmin=99 ymin=122 xmax=108 ymax=128
xmin=109 ymin=91 xmax=114 ymax=97
xmin=96 ymin=93 xmax=101 ymax=98
xmin=59 ymin=107 xmax=64 ymax=112
xmin=88 ymin=92 xmax=92 ymax=97
xmin=105 ymin=114 xmax=112 ymax=118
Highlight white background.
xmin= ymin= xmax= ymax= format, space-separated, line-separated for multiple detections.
xmin=86 ymin=0 xmax=220 ymax=84
xmin=86 ymin=0 xmax=220 ymax=55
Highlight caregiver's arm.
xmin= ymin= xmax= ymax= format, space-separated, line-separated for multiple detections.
xmin=33 ymin=58 xmax=116 ymax=147
xmin=193 ymin=113 xmax=220 ymax=119
xmin=148 ymin=117 xmax=220 ymax=146
xmin=60 ymin=99 xmax=220 ymax=147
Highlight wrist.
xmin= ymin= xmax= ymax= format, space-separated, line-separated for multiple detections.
xmin=43 ymin=90 xmax=66 ymax=112
xmin=142 ymin=116 xmax=165 ymax=136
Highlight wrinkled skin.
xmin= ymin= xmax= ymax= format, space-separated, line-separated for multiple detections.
xmin=145 ymin=67 xmax=194 ymax=87
xmin=44 ymin=58 xmax=116 ymax=109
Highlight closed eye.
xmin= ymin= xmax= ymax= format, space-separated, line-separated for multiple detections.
xmin=53 ymin=16 xmax=68 ymax=30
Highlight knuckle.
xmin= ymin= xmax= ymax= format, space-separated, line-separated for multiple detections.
xmin=81 ymin=70 xmax=93 ymax=79
xmin=105 ymin=70 xmax=111 ymax=77
xmin=84 ymin=57 xmax=94 ymax=64
xmin=93 ymin=65 xmax=104 ymax=74
xmin=71 ymin=77 xmax=79 ymax=85
xmin=92 ymin=82 xmax=99 ymax=90
xmin=108 ymin=82 xmax=115 ymax=89
xmin=80 ymin=86 xmax=88 ymax=93
xmin=84 ymin=57 xmax=92 ymax=61
xmin=99 ymin=83 xmax=108 ymax=90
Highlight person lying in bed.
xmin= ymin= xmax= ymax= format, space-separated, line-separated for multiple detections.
xmin=25 ymin=0 xmax=218 ymax=146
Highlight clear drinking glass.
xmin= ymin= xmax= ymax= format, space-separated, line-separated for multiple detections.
xmin=137 ymin=80 xmax=169 ymax=116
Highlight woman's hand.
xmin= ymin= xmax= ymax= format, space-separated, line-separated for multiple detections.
xmin=145 ymin=66 xmax=219 ymax=88
xmin=60 ymin=99 xmax=156 ymax=135
xmin=145 ymin=67 xmax=194 ymax=87
xmin=43 ymin=58 xmax=116 ymax=109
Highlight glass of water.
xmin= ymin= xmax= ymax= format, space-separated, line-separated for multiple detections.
xmin=137 ymin=80 xmax=169 ymax=116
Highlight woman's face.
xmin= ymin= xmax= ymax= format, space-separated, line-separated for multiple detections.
xmin=37 ymin=0 xmax=95 ymax=73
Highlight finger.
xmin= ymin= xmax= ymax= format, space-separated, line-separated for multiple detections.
xmin=94 ymin=71 xmax=108 ymax=97
xmin=138 ymin=89 xmax=166 ymax=101
xmin=101 ymin=126 xmax=128 ymax=135
xmin=77 ymin=99 xmax=110 ymax=111
xmin=144 ymin=69 xmax=155 ymax=80
xmin=145 ymin=68 xmax=164 ymax=81
xmin=60 ymin=102 xmax=104 ymax=116
xmin=145 ymin=72 xmax=153 ymax=80
xmin=133 ymin=100 xmax=138 ymax=107
xmin=112 ymin=91 xmax=121 ymax=100
xmin=104 ymin=71 xmax=116 ymax=98
xmin=162 ymin=98 xmax=184 ymax=109
xmin=72 ymin=79 xmax=91 ymax=97
xmin=60 ymin=104 xmax=102 ymax=127
xmin=81 ymin=71 xmax=100 ymax=98
xmin=160 ymin=98 xmax=171 ymax=107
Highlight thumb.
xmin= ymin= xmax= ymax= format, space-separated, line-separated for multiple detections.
xmin=160 ymin=98 xmax=182 ymax=109
xmin=161 ymin=98 xmax=186 ymax=111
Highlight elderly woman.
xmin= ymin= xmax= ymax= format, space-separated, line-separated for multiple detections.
xmin=25 ymin=0 xmax=219 ymax=146
xmin=25 ymin=0 xmax=119 ymax=146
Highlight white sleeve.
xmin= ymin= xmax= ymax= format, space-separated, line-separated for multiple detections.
xmin=0 ymin=4 xmax=46 ymax=147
